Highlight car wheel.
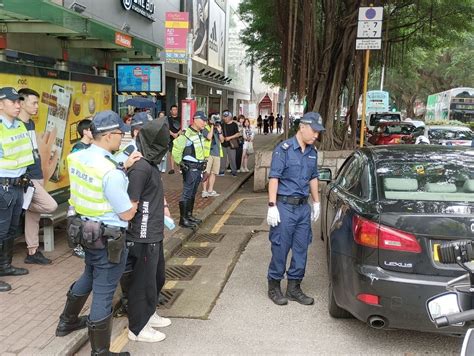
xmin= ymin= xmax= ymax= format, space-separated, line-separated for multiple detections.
xmin=328 ymin=280 xmax=352 ymax=319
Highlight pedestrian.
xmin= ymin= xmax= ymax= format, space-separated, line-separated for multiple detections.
xmin=172 ymin=111 xmax=208 ymax=228
xmin=202 ymin=113 xmax=224 ymax=197
xmin=158 ymin=111 xmax=166 ymax=118
xmin=257 ymin=114 xmax=263 ymax=134
xmin=167 ymin=105 xmax=182 ymax=174
xmin=240 ymin=118 xmax=254 ymax=172
xmin=120 ymin=114 xmax=133 ymax=149
xmin=55 ymin=110 xmax=140 ymax=356
xmin=266 ymin=112 xmax=325 ymax=306
xmin=263 ymin=115 xmax=269 ymax=134
xmin=18 ymin=88 xmax=57 ymax=265
xmin=124 ymin=118 xmax=172 ymax=343
xmin=220 ymin=110 xmax=240 ymax=176
xmin=236 ymin=115 xmax=245 ymax=172
xmin=71 ymin=119 xmax=93 ymax=153
xmin=276 ymin=114 xmax=283 ymax=134
xmin=114 ymin=112 xmax=148 ymax=163
xmin=268 ymin=112 xmax=275 ymax=133
xmin=0 ymin=87 xmax=34 ymax=292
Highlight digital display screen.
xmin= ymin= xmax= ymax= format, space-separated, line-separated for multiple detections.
xmin=115 ymin=63 xmax=164 ymax=94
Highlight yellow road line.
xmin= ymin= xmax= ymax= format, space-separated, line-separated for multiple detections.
xmin=210 ymin=198 xmax=244 ymax=233
xmin=164 ymin=280 xmax=178 ymax=289
xmin=199 ymin=242 xmax=209 ymax=247
xmin=110 ymin=328 xmax=129 ymax=352
xmin=183 ymin=257 xmax=195 ymax=265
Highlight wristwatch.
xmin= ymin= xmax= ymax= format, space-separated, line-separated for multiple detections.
xmin=268 ymin=202 xmax=275 ymax=207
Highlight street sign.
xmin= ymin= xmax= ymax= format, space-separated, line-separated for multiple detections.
xmin=357 ymin=21 xmax=382 ymax=38
xmin=358 ymin=7 xmax=383 ymax=21
xmin=356 ymin=39 xmax=381 ymax=50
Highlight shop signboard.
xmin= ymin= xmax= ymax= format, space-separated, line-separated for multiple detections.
xmin=0 ymin=62 xmax=113 ymax=203
xmin=165 ymin=12 xmax=189 ymax=64
xmin=121 ymin=0 xmax=155 ymax=21
xmin=186 ymin=0 xmax=209 ymax=64
xmin=208 ymin=0 xmax=225 ymax=71
xmin=114 ymin=62 xmax=165 ymax=96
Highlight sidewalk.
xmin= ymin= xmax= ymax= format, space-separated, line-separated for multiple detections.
xmin=0 ymin=132 xmax=281 ymax=355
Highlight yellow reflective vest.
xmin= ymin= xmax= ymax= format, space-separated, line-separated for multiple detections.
xmin=203 ymin=124 xmax=223 ymax=158
xmin=0 ymin=120 xmax=34 ymax=170
xmin=172 ymin=127 xmax=205 ymax=164
xmin=68 ymin=152 xmax=116 ymax=217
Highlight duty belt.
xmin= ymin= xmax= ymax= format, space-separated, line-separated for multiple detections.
xmin=0 ymin=177 xmax=25 ymax=186
xmin=183 ymin=160 xmax=207 ymax=170
xmin=277 ymin=195 xmax=308 ymax=205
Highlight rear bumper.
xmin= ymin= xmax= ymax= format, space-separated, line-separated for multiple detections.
xmin=331 ymin=252 xmax=469 ymax=334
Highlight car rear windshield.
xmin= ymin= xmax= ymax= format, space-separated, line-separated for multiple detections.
xmin=428 ymin=128 xmax=473 ymax=140
xmin=376 ymin=124 xmax=414 ymax=135
xmin=370 ymin=114 xmax=401 ymax=126
xmin=377 ymin=153 xmax=474 ymax=202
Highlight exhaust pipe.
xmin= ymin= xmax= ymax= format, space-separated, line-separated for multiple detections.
xmin=368 ymin=315 xmax=387 ymax=329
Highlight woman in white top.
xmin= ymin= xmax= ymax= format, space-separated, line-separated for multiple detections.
xmin=241 ymin=118 xmax=254 ymax=172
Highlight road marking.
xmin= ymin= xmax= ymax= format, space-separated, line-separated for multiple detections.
xmin=110 ymin=328 xmax=128 ymax=353
xmin=210 ymin=198 xmax=244 ymax=233
xmin=199 ymin=242 xmax=209 ymax=247
xmin=183 ymin=257 xmax=195 ymax=265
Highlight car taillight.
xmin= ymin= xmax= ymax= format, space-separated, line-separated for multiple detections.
xmin=352 ymin=215 xmax=421 ymax=253
xmin=357 ymin=293 xmax=380 ymax=305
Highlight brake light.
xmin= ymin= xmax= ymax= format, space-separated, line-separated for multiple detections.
xmin=357 ymin=293 xmax=380 ymax=305
xmin=352 ymin=215 xmax=421 ymax=253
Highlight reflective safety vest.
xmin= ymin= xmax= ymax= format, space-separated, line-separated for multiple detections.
xmin=68 ymin=152 xmax=116 ymax=217
xmin=203 ymin=124 xmax=223 ymax=158
xmin=0 ymin=120 xmax=34 ymax=170
xmin=172 ymin=127 xmax=205 ymax=164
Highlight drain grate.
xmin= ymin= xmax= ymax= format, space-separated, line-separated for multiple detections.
xmin=157 ymin=289 xmax=183 ymax=309
xmin=174 ymin=246 xmax=214 ymax=258
xmin=165 ymin=265 xmax=201 ymax=281
xmin=188 ymin=233 xmax=225 ymax=243
xmin=224 ymin=217 xmax=264 ymax=226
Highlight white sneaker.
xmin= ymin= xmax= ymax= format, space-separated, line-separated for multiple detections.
xmin=128 ymin=324 xmax=166 ymax=343
xmin=237 ymin=169 xmax=241 ymax=173
xmin=202 ymin=191 xmax=209 ymax=198
xmin=208 ymin=190 xmax=220 ymax=197
xmin=148 ymin=312 xmax=172 ymax=328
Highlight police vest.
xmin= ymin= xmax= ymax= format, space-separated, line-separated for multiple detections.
xmin=203 ymin=124 xmax=223 ymax=158
xmin=68 ymin=152 xmax=116 ymax=217
xmin=0 ymin=120 xmax=34 ymax=170
xmin=182 ymin=128 xmax=205 ymax=161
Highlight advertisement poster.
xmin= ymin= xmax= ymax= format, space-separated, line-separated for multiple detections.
xmin=0 ymin=63 xmax=112 ymax=203
xmin=208 ymin=0 xmax=225 ymax=71
xmin=165 ymin=12 xmax=189 ymax=64
xmin=186 ymin=0 xmax=209 ymax=64
xmin=115 ymin=63 xmax=164 ymax=94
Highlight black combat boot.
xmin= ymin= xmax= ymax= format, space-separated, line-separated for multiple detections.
xmin=0 ymin=239 xmax=28 ymax=277
xmin=56 ymin=285 xmax=89 ymax=336
xmin=0 ymin=280 xmax=11 ymax=292
xmin=187 ymin=199 xmax=202 ymax=224
xmin=88 ymin=313 xmax=130 ymax=356
xmin=268 ymin=279 xmax=288 ymax=305
xmin=179 ymin=201 xmax=197 ymax=228
xmin=286 ymin=279 xmax=314 ymax=305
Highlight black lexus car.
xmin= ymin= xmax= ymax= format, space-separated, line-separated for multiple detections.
xmin=320 ymin=145 xmax=474 ymax=334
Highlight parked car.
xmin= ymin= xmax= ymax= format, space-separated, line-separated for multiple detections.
xmin=367 ymin=112 xmax=402 ymax=132
xmin=320 ymin=145 xmax=474 ymax=334
xmin=424 ymin=125 xmax=473 ymax=146
xmin=368 ymin=122 xmax=418 ymax=145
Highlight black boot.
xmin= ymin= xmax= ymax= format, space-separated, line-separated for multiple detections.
xmin=88 ymin=313 xmax=130 ymax=356
xmin=56 ymin=285 xmax=89 ymax=336
xmin=0 ymin=239 xmax=28 ymax=277
xmin=179 ymin=201 xmax=197 ymax=228
xmin=187 ymin=199 xmax=202 ymax=224
xmin=268 ymin=279 xmax=288 ymax=305
xmin=286 ymin=279 xmax=314 ymax=305
xmin=0 ymin=280 xmax=11 ymax=292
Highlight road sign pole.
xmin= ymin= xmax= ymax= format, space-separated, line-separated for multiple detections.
xmin=186 ymin=32 xmax=193 ymax=100
xmin=359 ymin=49 xmax=370 ymax=148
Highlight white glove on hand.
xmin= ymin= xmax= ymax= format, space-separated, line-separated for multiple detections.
xmin=311 ymin=202 xmax=321 ymax=222
xmin=267 ymin=206 xmax=281 ymax=227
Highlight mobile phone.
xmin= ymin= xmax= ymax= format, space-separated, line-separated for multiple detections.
xmin=45 ymin=84 xmax=71 ymax=182
xmin=123 ymin=144 xmax=136 ymax=157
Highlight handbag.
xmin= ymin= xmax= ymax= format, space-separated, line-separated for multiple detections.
xmin=246 ymin=142 xmax=254 ymax=154
xmin=229 ymin=138 xmax=239 ymax=149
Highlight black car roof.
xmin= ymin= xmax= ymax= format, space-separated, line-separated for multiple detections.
xmin=359 ymin=145 xmax=473 ymax=163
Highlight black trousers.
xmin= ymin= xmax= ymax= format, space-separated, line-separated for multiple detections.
xmin=127 ymin=241 xmax=165 ymax=336
xmin=180 ymin=167 xmax=202 ymax=202
xmin=0 ymin=185 xmax=23 ymax=242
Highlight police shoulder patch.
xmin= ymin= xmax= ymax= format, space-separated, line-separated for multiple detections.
xmin=281 ymin=142 xmax=290 ymax=150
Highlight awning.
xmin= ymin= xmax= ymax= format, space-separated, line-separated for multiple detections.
xmin=0 ymin=0 xmax=161 ymax=57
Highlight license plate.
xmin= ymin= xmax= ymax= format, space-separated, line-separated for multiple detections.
xmin=394 ymin=138 xmax=400 ymax=143
xmin=433 ymin=244 xmax=440 ymax=262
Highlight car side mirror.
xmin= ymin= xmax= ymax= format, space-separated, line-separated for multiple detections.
xmin=318 ymin=168 xmax=332 ymax=182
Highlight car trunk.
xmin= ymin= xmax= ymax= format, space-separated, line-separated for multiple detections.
xmin=377 ymin=201 xmax=473 ymax=276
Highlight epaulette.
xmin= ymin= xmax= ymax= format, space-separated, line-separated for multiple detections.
xmin=281 ymin=142 xmax=290 ymax=150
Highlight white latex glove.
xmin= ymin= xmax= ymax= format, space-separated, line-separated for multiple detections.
xmin=267 ymin=206 xmax=281 ymax=227
xmin=311 ymin=202 xmax=321 ymax=222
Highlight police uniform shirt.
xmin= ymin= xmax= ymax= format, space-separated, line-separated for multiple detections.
xmin=0 ymin=116 xmax=30 ymax=178
xmin=74 ymin=144 xmax=132 ymax=228
xmin=126 ymin=159 xmax=164 ymax=243
xmin=268 ymin=137 xmax=319 ymax=198
xmin=24 ymin=120 xmax=43 ymax=180
xmin=182 ymin=128 xmax=203 ymax=163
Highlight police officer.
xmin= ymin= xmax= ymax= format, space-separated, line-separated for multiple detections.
xmin=266 ymin=112 xmax=325 ymax=306
xmin=55 ymin=111 xmax=139 ymax=356
xmin=172 ymin=111 xmax=207 ymax=228
xmin=0 ymin=87 xmax=34 ymax=292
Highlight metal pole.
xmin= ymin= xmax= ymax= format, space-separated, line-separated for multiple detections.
xmin=380 ymin=64 xmax=385 ymax=91
xmin=359 ymin=49 xmax=370 ymax=148
xmin=186 ymin=32 xmax=193 ymax=100
xmin=250 ymin=54 xmax=254 ymax=101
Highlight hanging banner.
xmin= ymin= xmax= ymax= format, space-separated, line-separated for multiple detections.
xmin=165 ymin=12 xmax=189 ymax=64
xmin=186 ymin=0 xmax=209 ymax=64
xmin=208 ymin=0 xmax=225 ymax=71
